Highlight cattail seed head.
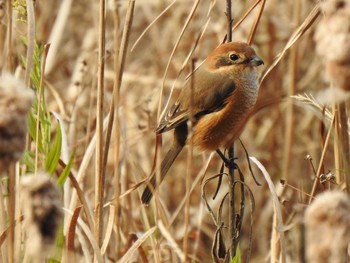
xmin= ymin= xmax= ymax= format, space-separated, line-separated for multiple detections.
xmin=0 ymin=74 xmax=34 ymax=169
xmin=305 ymin=191 xmax=350 ymax=263
xmin=21 ymin=172 xmax=63 ymax=261
xmin=315 ymin=0 xmax=350 ymax=91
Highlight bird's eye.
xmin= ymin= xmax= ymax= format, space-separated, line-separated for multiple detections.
xmin=229 ymin=54 xmax=239 ymax=61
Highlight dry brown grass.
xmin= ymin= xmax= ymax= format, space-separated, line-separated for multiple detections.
xmin=0 ymin=0 xmax=349 ymax=262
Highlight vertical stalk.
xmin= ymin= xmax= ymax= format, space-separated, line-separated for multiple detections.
xmin=228 ymin=146 xmax=236 ymax=258
xmin=183 ymin=59 xmax=196 ymax=261
xmin=112 ymin=2 xmax=121 ymax=259
xmin=333 ymin=101 xmax=341 ymax=185
xmin=95 ymin=0 xmax=106 ymax=252
xmin=7 ymin=163 xmax=15 ymax=263
xmin=6 ymin=0 xmax=12 ymax=71
xmin=338 ymin=103 xmax=350 ymax=193
xmin=225 ymin=0 xmax=235 ymax=259
xmin=282 ymin=0 xmax=300 ymax=181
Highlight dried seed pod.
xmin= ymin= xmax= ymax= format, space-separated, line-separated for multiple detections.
xmin=305 ymin=191 xmax=350 ymax=263
xmin=0 ymin=74 xmax=34 ymax=169
xmin=21 ymin=172 xmax=63 ymax=261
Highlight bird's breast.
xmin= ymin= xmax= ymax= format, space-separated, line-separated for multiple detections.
xmin=190 ymin=83 xmax=258 ymax=151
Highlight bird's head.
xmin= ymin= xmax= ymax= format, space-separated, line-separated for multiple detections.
xmin=205 ymin=42 xmax=264 ymax=74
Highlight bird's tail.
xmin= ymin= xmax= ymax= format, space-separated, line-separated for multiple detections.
xmin=141 ymin=143 xmax=183 ymax=204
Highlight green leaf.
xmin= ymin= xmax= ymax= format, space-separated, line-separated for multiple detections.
xmin=45 ymin=120 xmax=62 ymax=174
xmin=230 ymin=246 xmax=241 ymax=263
xmin=57 ymin=152 xmax=75 ymax=187
xmin=21 ymin=150 xmax=35 ymax=173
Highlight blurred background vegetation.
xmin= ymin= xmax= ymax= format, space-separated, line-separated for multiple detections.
xmin=0 ymin=0 xmax=349 ymax=262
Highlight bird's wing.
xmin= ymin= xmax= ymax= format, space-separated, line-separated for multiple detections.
xmin=156 ymin=75 xmax=236 ymax=134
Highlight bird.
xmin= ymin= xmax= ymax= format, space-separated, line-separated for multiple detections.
xmin=141 ymin=42 xmax=264 ymax=204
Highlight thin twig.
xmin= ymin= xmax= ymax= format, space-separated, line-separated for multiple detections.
xmin=247 ymin=0 xmax=266 ymax=44
xmin=309 ymin=114 xmax=336 ymax=204
xmin=226 ymin=0 xmax=232 ymax=42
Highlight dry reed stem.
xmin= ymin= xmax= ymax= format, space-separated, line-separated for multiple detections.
xmin=7 ymin=162 xmax=15 ymax=263
xmin=309 ymin=114 xmax=336 ymax=204
xmin=225 ymin=0 xmax=236 ymax=259
xmin=182 ymin=59 xmax=196 ymax=261
xmin=338 ymin=103 xmax=350 ymax=191
xmin=260 ymin=3 xmax=320 ymax=86
xmin=231 ymin=0 xmax=261 ymax=34
xmin=247 ymin=0 xmax=266 ymax=45
xmin=282 ymin=0 xmax=300 ymax=182
xmin=94 ymin=0 xmax=106 ymax=250
xmin=44 ymin=0 xmax=73 ymax=75
xmin=112 ymin=1 xmax=121 ymax=259
xmin=6 ymin=0 xmax=12 ymax=71
xmin=333 ymin=101 xmax=342 ymax=184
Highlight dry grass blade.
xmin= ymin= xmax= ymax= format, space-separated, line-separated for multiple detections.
xmin=230 ymin=0 xmax=261 ymax=34
xmin=45 ymin=0 xmax=73 ymax=74
xmin=249 ymin=156 xmax=286 ymax=263
xmin=119 ymin=178 xmax=148 ymax=199
xmin=260 ymin=4 xmax=320 ymax=85
xmin=61 ymin=161 xmax=94 ymax=230
xmin=292 ymin=93 xmax=334 ymax=122
xmin=247 ymin=0 xmax=266 ymax=45
xmin=118 ymin=226 xmax=157 ymax=263
xmin=202 ymin=173 xmax=225 ymax=225
xmin=101 ymin=204 xmax=115 ymax=255
xmin=67 ymin=206 xmax=82 ymax=252
xmin=158 ymin=221 xmax=185 ymax=262
xmin=130 ymin=0 xmax=176 ymax=52
xmin=211 ymin=223 xmax=225 ymax=262
xmin=169 ymin=153 xmax=214 ymax=226
xmin=158 ymin=0 xmax=200 ymax=119
xmin=62 ymin=208 xmax=103 ymax=263
xmin=0 ymin=216 xmax=23 ymax=247
xmin=309 ymin=114 xmax=336 ymax=204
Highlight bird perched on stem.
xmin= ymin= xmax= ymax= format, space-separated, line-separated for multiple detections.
xmin=141 ymin=42 xmax=264 ymax=204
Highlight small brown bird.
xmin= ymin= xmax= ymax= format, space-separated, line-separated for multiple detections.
xmin=141 ymin=42 xmax=264 ymax=204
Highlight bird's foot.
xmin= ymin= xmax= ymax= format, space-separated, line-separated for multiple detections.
xmin=216 ymin=150 xmax=238 ymax=169
xmin=224 ymin=157 xmax=238 ymax=169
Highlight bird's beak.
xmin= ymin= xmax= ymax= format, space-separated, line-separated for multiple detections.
xmin=250 ymin=56 xmax=264 ymax=66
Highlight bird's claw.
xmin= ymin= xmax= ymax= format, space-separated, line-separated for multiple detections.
xmin=224 ymin=157 xmax=238 ymax=169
